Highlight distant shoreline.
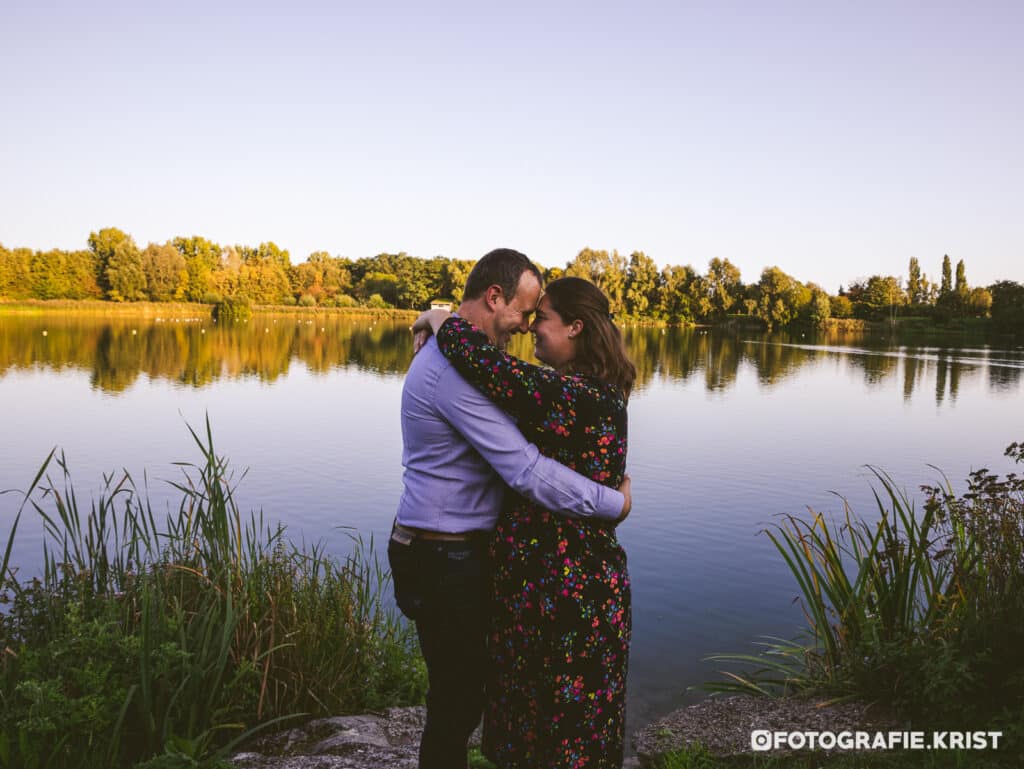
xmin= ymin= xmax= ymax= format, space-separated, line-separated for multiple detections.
xmin=0 ymin=298 xmax=418 ymax=319
xmin=0 ymin=298 xmax=1006 ymax=336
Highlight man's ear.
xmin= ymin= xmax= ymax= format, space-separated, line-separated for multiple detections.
xmin=483 ymin=284 xmax=504 ymax=310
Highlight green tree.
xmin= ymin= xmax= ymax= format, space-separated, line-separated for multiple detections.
xmin=0 ymin=244 xmax=33 ymax=298
xmin=955 ymin=259 xmax=969 ymax=315
xmin=314 ymin=252 xmax=351 ymax=300
xmin=141 ymin=243 xmax=187 ymax=301
xmin=356 ymin=272 xmax=399 ymax=306
xmin=239 ymin=241 xmax=291 ymax=270
xmin=172 ymin=235 xmax=222 ymax=301
xmin=238 ymin=260 xmax=292 ymax=304
xmin=830 ymin=294 xmax=854 ymax=319
xmin=291 ymin=251 xmax=351 ymax=304
xmin=966 ymin=287 xmax=992 ymax=317
xmin=919 ymin=273 xmax=937 ymax=304
xmin=236 ymin=242 xmax=293 ymax=303
xmin=29 ymin=249 xmax=71 ymax=299
xmin=66 ymin=249 xmax=102 ymax=298
xmin=441 ymin=259 xmax=474 ymax=303
xmin=807 ymin=285 xmax=831 ymax=326
xmin=624 ymin=251 xmax=660 ymax=317
xmin=940 ymin=254 xmax=953 ymax=298
xmin=397 ymin=275 xmax=432 ymax=309
xmin=989 ymin=281 xmax=1024 ymax=331
xmin=705 ymin=257 xmax=743 ymax=319
xmin=657 ymin=264 xmax=698 ymax=322
xmin=105 ymin=239 xmax=146 ymax=301
xmin=209 ymin=245 xmax=242 ymax=299
xmin=755 ymin=267 xmax=811 ymax=329
xmin=88 ymin=227 xmax=133 ymax=295
xmin=687 ymin=274 xmax=714 ymax=320
xmin=864 ymin=275 xmax=906 ymax=309
xmin=907 ymin=257 xmax=923 ymax=305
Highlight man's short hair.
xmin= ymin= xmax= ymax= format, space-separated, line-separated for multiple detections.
xmin=462 ymin=248 xmax=543 ymax=302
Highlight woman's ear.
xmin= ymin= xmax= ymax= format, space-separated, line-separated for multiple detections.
xmin=568 ymin=319 xmax=584 ymax=338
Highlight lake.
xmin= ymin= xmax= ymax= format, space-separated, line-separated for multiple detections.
xmin=1 ymin=309 xmax=1022 ymax=738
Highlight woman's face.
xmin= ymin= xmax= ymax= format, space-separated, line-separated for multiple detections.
xmin=530 ymin=295 xmax=579 ymax=369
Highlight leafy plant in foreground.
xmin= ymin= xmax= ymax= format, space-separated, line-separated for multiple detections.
xmin=706 ymin=442 xmax=1024 ymax=751
xmin=0 ymin=419 xmax=425 ymax=768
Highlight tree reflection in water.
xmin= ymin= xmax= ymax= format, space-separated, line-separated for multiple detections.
xmin=0 ymin=313 xmax=1020 ymax=404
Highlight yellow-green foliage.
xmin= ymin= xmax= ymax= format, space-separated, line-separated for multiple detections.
xmin=0 ymin=420 xmax=425 ymax=768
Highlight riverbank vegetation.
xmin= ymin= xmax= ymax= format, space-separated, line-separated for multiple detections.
xmin=0 ymin=420 xmax=425 ymax=769
xmin=2 ymin=229 xmax=1021 ymax=333
xmin=705 ymin=441 xmax=1024 ymax=765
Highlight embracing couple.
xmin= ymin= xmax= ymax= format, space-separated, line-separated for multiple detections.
xmin=388 ymin=248 xmax=636 ymax=769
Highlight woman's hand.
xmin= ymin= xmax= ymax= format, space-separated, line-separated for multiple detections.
xmin=413 ymin=308 xmax=451 ymax=335
xmin=411 ymin=309 xmax=452 ymax=354
xmin=412 ymin=328 xmax=431 ymax=354
xmin=614 ymin=475 xmax=631 ymax=525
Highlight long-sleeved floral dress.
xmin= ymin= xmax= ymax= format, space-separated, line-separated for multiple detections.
xmin=436 ymin=316 xmax=631 ymax=769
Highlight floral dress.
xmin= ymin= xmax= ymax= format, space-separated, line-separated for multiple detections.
xmin=436 ymin=316 xmax=631 ymax=769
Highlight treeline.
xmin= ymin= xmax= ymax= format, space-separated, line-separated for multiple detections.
xmin=0 ymin=229 xmax=475 ymax=311
xmin=2 ymin=229 xmax=1022 ymax=331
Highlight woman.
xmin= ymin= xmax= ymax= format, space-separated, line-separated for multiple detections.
xmin=416 ymin=277 xmax=636 ymax=769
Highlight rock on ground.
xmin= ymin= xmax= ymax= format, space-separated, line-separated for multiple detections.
xmin=237 ymin=697 xmax=890 ymax=768
xmin=633 ymin=696 xmax=900 ymax=765
xmin=231 ymin=706 xmax=642 ymax=769
xmin=231 ymin=707 xmax=477 ymax=769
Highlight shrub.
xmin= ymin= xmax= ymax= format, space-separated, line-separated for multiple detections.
xmin=298 ymin=293 xmax=317 ymax=307
xmin=212 ymin=295 xmax=252 ymax=322
xmin=708 ymin=442 xmax=1024 ymax=750
xmin=0 ymin=420 xmax=425 ymax=768
xmin=333 ymin=294 xmax=358 ymax=308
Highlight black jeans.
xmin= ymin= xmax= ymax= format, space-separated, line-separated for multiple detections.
xmin=388 ymin=530 xmax=490 ymax=769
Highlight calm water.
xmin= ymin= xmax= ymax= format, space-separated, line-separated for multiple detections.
xmin=2 ymin=311 xmax=1023 ymax=738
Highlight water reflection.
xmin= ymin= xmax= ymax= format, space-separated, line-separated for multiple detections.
xmin=1 ymin=313 xmax=1021 ymax=403
xmin=0 ymin=314 xmax=415 ymax=393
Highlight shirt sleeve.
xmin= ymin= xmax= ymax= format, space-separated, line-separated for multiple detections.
xmin=436 ymin=365 xmax=624 ymax=521
xmin=436 ymin=315 xmax=586 ymax=422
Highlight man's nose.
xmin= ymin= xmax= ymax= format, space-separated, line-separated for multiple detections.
xmin=519 ymin=316 xmax=531 ymax=333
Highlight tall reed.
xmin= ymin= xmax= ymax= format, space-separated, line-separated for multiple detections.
xmin=0 ymin=418 xmax=424 ymax=768
xmin=708 ymin=443 xmax=1024 ymax=739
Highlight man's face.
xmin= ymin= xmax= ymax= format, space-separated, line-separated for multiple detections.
xmin=493 ymin=271 xmax=542 ymax=349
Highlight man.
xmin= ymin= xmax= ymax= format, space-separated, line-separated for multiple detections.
xmin=389 ymin=248 xmax=630 ymax=769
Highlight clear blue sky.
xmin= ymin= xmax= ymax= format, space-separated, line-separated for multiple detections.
xmin=2 ymin=0 xmax=1021 ymax=291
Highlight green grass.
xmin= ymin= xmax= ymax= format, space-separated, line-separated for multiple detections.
xmin=0 ymin=298 xmax=212 ymax=317
xmin=0 ymin=418 xmax=425 ymax=769
xmin=705 ymin=442 xmax=1024 ymax=759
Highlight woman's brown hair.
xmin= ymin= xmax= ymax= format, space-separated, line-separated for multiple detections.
xmin=544 ymin=277 xmax=637 ymax=398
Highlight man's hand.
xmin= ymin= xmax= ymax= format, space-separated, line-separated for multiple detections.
xmin=615 ymin=475 xmax=631 ymax=525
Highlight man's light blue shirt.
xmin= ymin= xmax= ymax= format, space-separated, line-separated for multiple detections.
xmin=396 ymin=335 xmax=624 ymax=532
